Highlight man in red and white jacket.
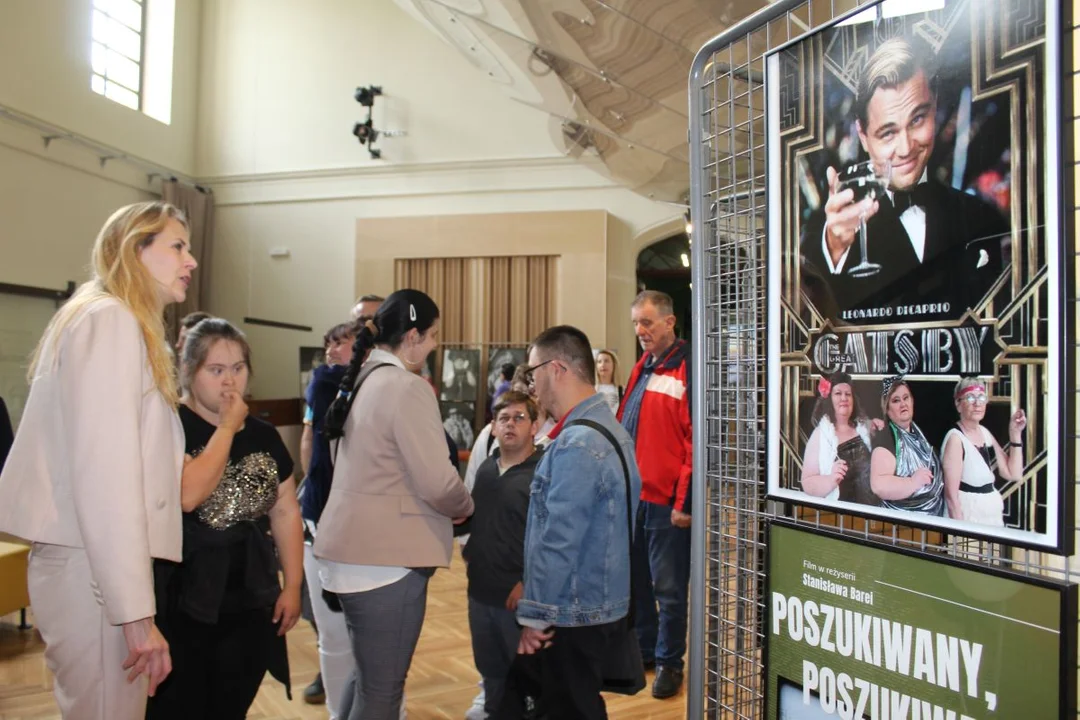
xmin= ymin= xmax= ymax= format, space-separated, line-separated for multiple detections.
xmin=616 ymin=290 xmax=692 ymax=700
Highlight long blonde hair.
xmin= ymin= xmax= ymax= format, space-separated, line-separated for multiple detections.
xmin=595 ymin=349 xmax=621 ymax=387
xmin=29 ymin=201 xmax=189 ymax=406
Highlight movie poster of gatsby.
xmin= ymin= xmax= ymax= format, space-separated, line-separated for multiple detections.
xmin=765 ymin=0 xmax=1071 ymax=549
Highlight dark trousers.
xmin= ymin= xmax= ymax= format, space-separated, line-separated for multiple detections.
xmin=146 ymin=608 xmax=271 ymax=720
xmin=468 ymin=597 xmax=521 ymax=714
xmin=632 ymin=500 xmax=691 ymax=670
xmin=495 ymin=621 xmax=621 ymax=720
xmin=338 ymin=570 xmax=429 ymax=720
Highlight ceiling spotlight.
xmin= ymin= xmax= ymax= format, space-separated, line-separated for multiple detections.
xmin=684 ymin=209 xmax=692 ymax=236
xmin=353 ymin=118 xmax=379 ymax=146
xmin=681 ymin=253 xmax=690 ymax=268
xmin=351 ymin=84 xmax=390 ymax=159
xmin=355 ymin=85 xmax=383 ymax=107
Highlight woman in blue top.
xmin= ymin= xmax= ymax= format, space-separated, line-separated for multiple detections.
xmin=300 ymin=321 xmax=358 ymax=720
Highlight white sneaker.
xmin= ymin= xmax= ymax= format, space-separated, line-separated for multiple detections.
xmin=464 ymin=687 xmax=486 ymax=720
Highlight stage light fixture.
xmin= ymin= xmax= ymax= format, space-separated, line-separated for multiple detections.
xmin=355 ymin=85 xmax=382 ymax=107
xmin=352 ymin=84 xmax=385 ymax=159
xmin=352 ymin=118 xmax=379 ymax=146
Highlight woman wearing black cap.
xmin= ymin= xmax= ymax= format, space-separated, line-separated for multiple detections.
xmin=870 ymin=376 xmax=946 ymax=517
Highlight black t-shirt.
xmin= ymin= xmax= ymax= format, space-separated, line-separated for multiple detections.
xmin=174 ymin=405 xmax=294 ymax=616
xmin=181 ymin=405 xmax=294 ymax=529
xmin=462 ymin=450 xmax=542 ymax=607
xmin=871 ymin=429 xmax=894 ymax=455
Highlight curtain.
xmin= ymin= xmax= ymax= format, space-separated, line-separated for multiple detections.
xmin=162 ymin=180 xmax=215 ymax=342
xmin=395 ymin=258 xmax=476 ymax=345
xmin=395 ymin=255 xmax=557 ymax=428
xmin=485 ymin=256 xmax=556 ymax=345
xmin=395 ymin=256 xmax=556 ymax=346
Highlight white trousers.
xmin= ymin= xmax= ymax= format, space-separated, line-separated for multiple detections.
xmin=28 ymin=543 xmax=148 ymax=719
xmin=304 ymin=543 xmax=355 ymax=719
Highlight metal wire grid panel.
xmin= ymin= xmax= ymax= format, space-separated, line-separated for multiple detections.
xmin=686 ymin=1 xmax=1079 ymax=718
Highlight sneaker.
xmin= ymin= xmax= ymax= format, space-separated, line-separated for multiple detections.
xmin=303 ymin=672 xmax=326 ymax=705
xmin=651 ymin=666 xmax=684 ymax=699
xmin=464 ymin=687 xmax=486 ymax=720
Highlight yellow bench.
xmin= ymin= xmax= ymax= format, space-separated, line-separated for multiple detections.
xmin=0 ymin=538 xmax=30 ymax=622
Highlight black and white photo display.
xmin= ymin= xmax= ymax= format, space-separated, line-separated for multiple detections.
xmin=441 ymin=349 xmax=480 ymax=403
xmin=299 ymin=346 xmax=325 ymax=400
xmin=486 ymin=347 xmax=526 ymax=397
xmin=441 ymin=401 xmax=475 ymax=450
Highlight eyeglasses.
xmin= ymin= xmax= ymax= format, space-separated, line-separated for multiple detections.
xmin=961 ymin=393 xmax=988 ymax=406
xmin=523 ymin=359 xmax=556 ymax=386
xmin=496 ymin=412 xmax=530 ymax=426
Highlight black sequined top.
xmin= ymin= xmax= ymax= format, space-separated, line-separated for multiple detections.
xmin=155 ymin=406 xmax=294 ymax=622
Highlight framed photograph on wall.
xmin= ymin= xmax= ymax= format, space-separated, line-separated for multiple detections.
xmin=423 ymin=350 xmax=438 ymax=394
xmin=764 ymin=0 xmax=1073 ymax=549
xmin=441 ymin=401 xmax=476 ymax=450
xmin=441 ymin=349 xmax=480 ymax=403
xmin=487 ymin=347 xmax=527 ymax=397
xmin=299 ymin=346 xmax=325 ymax=400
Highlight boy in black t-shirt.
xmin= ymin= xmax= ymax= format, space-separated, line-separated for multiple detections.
xmin=460 ymin=391 xmax=542 ymax=718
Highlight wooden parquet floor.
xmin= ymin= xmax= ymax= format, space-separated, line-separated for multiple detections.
xmin=0 ymin=547 xmax=686 ymax=719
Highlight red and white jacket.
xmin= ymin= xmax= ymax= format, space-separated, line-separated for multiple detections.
xmin=617 ymin=339 xmax=692 ymax=512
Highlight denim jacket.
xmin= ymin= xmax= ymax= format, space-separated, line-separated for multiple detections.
xmin=516 ymin=394 xmax=642 ymax=628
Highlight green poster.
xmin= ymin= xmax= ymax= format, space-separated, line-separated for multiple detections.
xmin=765 ymin=522 xmax=1076 ymax=719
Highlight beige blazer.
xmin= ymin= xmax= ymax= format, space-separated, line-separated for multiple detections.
xmin=314 ymin=351 xmax=474 ymax=569
xmin=0 ymin=297 xmax=184 ymax=625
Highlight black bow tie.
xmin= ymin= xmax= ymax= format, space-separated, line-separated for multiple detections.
xmin=890 ymin=184 xmax=931 ymax=213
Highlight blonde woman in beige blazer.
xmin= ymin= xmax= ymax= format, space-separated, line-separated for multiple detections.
xmin=314 ymin=289 xmax=474 ymax=720
xmin=0 ymin=202 xmax=196 ymax=719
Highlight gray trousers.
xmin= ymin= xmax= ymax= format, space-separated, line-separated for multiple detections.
xmin=467 ymin=597 xmax=521 ymax=715
xmin=338 ymin=571 xmax=429 ymax=720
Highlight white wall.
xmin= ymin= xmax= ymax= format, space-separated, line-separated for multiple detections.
xmin=0 ymin=0 xmax=197 ymax=427
xmin=196 ymin=0 xmax=557 ymax=177
xmin=0 ymin=118 xmax=158 ymax=428
xmin=0 ymin=121 xmax=158 ymax=290
xmin=0 ymin=0 xmax=202 ymax=175
xmin=208 ymin=159 xmax=678 ymax=400
xmin=196 ymin=0 xmax=681 ymax=400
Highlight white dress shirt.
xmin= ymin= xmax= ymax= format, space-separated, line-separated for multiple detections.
xmin=824 ymin=170 xmax=929 ymax=273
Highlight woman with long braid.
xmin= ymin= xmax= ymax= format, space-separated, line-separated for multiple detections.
xmin=314 ymin=289 xmax=474 ymax=720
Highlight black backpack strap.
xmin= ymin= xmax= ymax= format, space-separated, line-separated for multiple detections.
xmin=566 ymin=418 xmax=636 ymax=627
xmin=330 ymin=362 xmax=394 ymax=467
xmin=354 ymin=361 xmax=394 ymax=393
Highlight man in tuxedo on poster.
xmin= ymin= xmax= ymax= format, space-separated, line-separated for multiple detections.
xmin=801 ymin=36 xmax=1009 ymax=324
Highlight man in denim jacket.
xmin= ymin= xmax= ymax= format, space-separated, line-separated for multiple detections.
xmin=512 ymin=325 xmax=641 ymax=719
